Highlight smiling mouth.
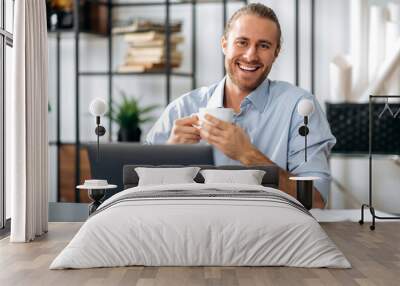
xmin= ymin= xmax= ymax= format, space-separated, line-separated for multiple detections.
xmin=237 ymin=62 xmax=262 ymax=72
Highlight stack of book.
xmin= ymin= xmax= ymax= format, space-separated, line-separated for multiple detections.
xmin=114 ymin=19 xmax=184 ymax=73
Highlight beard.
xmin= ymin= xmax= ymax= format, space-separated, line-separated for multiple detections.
xmin=225 ymin=57 xmax=270 ymax=93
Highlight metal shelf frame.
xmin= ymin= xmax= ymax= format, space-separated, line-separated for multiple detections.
xmin=86 ymin=0 xmax=246 ymax=7
xmin=295 ymin=0 xmax=316 ymax=94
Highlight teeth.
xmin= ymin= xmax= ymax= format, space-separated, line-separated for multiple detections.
xmin=238 ymin=64 xmax=259 ymax=71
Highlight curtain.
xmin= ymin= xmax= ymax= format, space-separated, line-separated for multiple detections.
xmin=9 ymin=0 xmax=49 ymax=242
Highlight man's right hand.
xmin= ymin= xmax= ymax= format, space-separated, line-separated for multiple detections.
xmin=167 ymin=115 xmax=201 ymax=144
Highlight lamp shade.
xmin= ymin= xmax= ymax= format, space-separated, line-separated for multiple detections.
xmin=297 ymin=99 xmax=315 ymax=117
xmin=89 ymin=98 xmax=107 ymax=116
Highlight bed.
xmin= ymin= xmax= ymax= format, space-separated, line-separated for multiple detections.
xmin=50 ymin=165 xmax=350 ymax=269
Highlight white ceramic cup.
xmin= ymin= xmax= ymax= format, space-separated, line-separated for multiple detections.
xmin=198 ymin=107 xmax=234 ymax=124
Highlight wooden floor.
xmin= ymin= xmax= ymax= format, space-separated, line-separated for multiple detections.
xmin=0 ymin=222 xmax=399 ymax=286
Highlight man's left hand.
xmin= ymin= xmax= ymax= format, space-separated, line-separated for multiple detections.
xmin=200 ymin=114 xmax=253 ymax=162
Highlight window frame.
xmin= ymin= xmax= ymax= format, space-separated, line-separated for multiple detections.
xmin=0 ymin=0 xmax=13 ymax=231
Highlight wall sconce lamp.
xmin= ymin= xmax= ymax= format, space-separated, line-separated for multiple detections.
xmin=89 ymin=98 xmax=107 ymax=161
xmin=290 ymin=99 xmax=318 ymax=210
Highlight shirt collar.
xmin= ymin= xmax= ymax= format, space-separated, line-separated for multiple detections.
xmin=206 ymin=77 xmax=226 ymax=108
xmin=207 ymin=76 xmax=270 ymax=113
xmin=245 ymin=78 xmax=270 ymax=113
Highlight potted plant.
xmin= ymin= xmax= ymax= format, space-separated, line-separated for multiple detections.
xmin=108 ymin=89 xmax=159 ymax=142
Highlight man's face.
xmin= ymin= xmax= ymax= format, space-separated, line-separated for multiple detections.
xmin=222 ymin=14 xmax=280 ymax=92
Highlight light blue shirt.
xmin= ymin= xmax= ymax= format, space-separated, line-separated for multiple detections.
xmin=146 ymin=77 xmax=336 ymax=201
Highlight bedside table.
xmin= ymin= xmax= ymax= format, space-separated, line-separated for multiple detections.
xmin=289 ymin=176 xmax=320 ymax=210
xmin=76 ymin=184 xmax=117 ymax=215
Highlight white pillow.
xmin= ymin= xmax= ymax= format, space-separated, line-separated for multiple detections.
xmin=200 ymin=169 xmax=266 ymax=185
xmin=135 ymin=167 xmax=201 ymax=186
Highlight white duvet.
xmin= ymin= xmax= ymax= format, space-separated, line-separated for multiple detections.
xmin=50 ymin=183 xmax=351 ymax=269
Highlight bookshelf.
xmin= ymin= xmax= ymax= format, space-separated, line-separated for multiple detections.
xmin=48 ymin=0 xmax=248 ymax=202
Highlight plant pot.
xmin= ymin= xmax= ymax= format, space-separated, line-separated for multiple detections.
xmin=117 ymin=126 xmax=141 ymax=142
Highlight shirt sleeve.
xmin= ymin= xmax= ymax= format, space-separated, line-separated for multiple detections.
xmin=287 ymin=95 xmax=336 ymax=202
xmin=145 ymin=103 xmax=180 ymax=144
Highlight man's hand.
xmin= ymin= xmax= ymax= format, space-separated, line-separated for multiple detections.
xmin=313 ymin=190 xmax=325 ymax=209
xmin=200 ymin=114 xmax=254 ymax=162
xmin=167 ymin=115 xmax=201 ymax=144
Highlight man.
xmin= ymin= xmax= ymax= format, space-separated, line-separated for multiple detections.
xmin=146 ymin=3 xmax=335 ymax=208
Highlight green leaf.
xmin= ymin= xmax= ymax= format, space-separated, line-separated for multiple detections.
xmin=106 ymin=88 xmax=160 ymax=130
xmin=140 ymin=104 xmax=160 ymax=114
xmin=139 ymin=116 xmax=158 ymax=124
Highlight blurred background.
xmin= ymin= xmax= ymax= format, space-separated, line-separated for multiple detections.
xmin=41 ymin=0 xmax=400 ymax=215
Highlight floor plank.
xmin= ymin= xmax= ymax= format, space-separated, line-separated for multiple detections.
xmin=0 ymin=222 xmax=399 ymax=286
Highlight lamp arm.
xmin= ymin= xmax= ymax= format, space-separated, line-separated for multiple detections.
xmin=298 ymin=115 xmax=309 ymax=162
xmin=97 ymin=116 xmax=100 ymax=162
xmin=94 ymin=116 xmax=106 ymax=162
xmin=97 ymin=126 xmax=100 ymax=162
xmin=305 ymin=130 xmax=307 ymax=162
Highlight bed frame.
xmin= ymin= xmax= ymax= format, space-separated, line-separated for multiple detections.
xmin=123 ymin=165 xmax=279 ymax=189
xmin=86 ymin=143 xmax=280 ymax=199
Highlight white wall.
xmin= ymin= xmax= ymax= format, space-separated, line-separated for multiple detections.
xmin=47 ymin=0 xmax=400 ymax=213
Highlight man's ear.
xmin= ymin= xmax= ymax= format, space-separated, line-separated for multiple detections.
xmin=274 ymin=46 xmax=281 ymax=59
xmin=221 ymin=36 xmax=228 ymax=55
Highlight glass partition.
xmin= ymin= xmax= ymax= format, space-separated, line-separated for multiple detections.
xmin=1 ymin=0 xmax=13 ymax=230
